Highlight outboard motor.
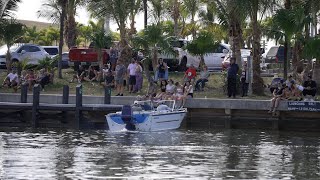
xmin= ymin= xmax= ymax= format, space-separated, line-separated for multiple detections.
xmin=121 ymin=105 xmax=136 ymax=130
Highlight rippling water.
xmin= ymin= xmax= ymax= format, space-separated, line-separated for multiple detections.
xmin=0 ymin=128 xmax=320 ymax=179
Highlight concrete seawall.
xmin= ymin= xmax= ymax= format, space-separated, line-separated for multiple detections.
xmin=0 ymin=93 xmax=319 ymax=131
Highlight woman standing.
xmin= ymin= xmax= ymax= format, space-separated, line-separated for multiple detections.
xmin=134 ymin=61 xmax=143 ymax=93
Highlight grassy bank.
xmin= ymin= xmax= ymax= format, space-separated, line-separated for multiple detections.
xmin=0 ymin=68 xmax=274 ymax=99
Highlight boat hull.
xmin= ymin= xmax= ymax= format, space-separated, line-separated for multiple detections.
xmin=106 ymin=110 xmax=187 ymax=131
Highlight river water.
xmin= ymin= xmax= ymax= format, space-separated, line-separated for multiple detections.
xmin=0 ymin=129 xmax=319 ymax=179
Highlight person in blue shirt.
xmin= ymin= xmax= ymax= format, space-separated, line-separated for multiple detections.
xmin=227 ymin=57 xmax=239 ymax=98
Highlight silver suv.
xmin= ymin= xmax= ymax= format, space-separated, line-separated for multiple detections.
xmin=0 ymin=44 xmax=50 ymax=67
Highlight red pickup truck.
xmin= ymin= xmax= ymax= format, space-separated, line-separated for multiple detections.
xmin=69 ymin=44 xmax=110 ymax=70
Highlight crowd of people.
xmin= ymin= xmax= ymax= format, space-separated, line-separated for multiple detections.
xmin=1 ymin=54 xmax=318 ymax=111
xmin=269 ymin=74 xmax=317 ymax=115
xmin=2 ymin=68 xmax=52 ymax=92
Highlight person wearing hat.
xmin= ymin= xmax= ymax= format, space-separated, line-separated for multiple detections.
xmin=302 ymin=75 xmax=317 ymax=100
xmin=2 ymin=68 xmax=19 ymax=91
xmin=183 ymin=64 xmax=197 ymax=82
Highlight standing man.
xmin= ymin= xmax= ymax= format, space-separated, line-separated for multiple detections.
xmin=127 ymin=58 xmax=137 ymax=93
xmin=227 ymin=57 xmax=239 ymax=98
xmin=115 ymin=60 xmax=126 ymax=96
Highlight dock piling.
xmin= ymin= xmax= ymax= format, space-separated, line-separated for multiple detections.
xmin=20 ymin=84 xmax=28 ymax=103
xmin=104 ymin=87 xmax=111 ymax=104
xmin=62 ymin=85 xmax=69 ymax=123
xmin=75 ymin=84 xmax=83 ymax=129
xmin=32 ymin=84 xmax=40 ymax=128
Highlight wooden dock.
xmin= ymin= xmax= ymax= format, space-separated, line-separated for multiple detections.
xmin=0 ymin=84 xmax=122 ymax=129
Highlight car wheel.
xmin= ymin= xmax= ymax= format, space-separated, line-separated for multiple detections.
xmin=178 ymin=57 xmax=187 ymax=72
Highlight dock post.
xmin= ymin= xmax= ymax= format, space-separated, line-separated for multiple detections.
xmin=224 ymin=109 xmax=232 ymax=129
xmin=104 ymin=86 xmax=111 ymax=104
xmin=62 ymin=85 xmax=69 ymax=104
xmin=75 ymin=84 xmax=82 ymax=129
xmin=32 ymin=84 xmax=40 ymax=128
xmin=20 ymin=84 xmax=28 ymax=103
xmin=62 ymin=85 xmax=69 ymax=123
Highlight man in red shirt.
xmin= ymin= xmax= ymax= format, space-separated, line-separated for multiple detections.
xmin=183 ymin=64 xmax=197 ymax=82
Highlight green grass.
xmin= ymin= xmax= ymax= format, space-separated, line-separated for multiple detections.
xmin=0 ymin=68 xmax=273 ymax=99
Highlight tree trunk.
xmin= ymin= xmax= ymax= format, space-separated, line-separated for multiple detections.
xmin=283 ymin=36 xmax=289 ymax=80
xmin=229 ymin=17 xmax=242 ymax=69
xmin=5 ymin=46 xmax=12 ymax=72
xmin=58 ymin=0 xmax=67 ymax=79
xmin=173 ymin=0 xmax=179 ymax=37
xmin=98 ymin=49 xmax=103 ymax=70
xmin=251 ymin=14 xmax=264 ymax=95
xmin=191 ymin=15 xmax=196 ymax=39
xmin=152 ymin=47 xmax=158 ymax=71
xmin=143 ymin=0 xmax=148 ymax=29
xmin=104 ymin=14 xmax=111 ymax=35
xmin=66 ymin=14 xmax=77 ymax=49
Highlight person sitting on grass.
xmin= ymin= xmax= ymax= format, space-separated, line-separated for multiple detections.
xmin=104 ymin=70 xmax=115 ymax=89
xmin=84 ymin=66 xmax=99 ymax=84
xmin=26 ymin=69 xmax=36 ymax=91
xmin=183 ymin=64 xmax=197 ymax=82
xmin=269 ymin=83 xmax=285 ymax=115
xmin=195 ymin=65 xmax=209 ymax=91
xmin=18 ymin=70 xmax=28 ymax=88
xmin=155 ymin=80 xmax=167 ymax=100
xmin=302 ymin=75 xmax=317 ymax=101
xmin=2 ymin=68 xmax=19 ymax=92
xmin=71 ymin=65 xmax=86 ymax=83
xmin=36 ymin=68 xmax=51 ymax=91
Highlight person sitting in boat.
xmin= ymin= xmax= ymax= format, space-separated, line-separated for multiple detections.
xmin=156 ymin=101 xmax=171 ymax=111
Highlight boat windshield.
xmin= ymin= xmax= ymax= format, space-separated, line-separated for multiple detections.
xmin=156 ymin=100 xmax=177 ymax=110
xmin=133 ymin=100 xmax=154 ymax=111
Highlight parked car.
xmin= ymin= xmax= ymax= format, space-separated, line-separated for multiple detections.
xmin=265 ymin=46 xmax=285 ymax=63
xmin=52 ymin=52 xmax=69 ymax=68
xmin=221 ymin=49 xmax=252 ymax=70
xmin=69 ymin=42 xmax=110 ymax=71
xmin=0 ymin=44 xmax=50 ymax=67
xmin=42 ymin=46 xmax=59 ymax=58
xmin=186 ymin=43 xmax=231 ymax=71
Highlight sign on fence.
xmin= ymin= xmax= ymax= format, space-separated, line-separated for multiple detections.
xmin=288 ymin=101 xmax=320 ymax=112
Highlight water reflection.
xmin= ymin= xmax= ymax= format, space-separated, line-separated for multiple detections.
xmin=0 ymin=129 xmax=320 ymax=179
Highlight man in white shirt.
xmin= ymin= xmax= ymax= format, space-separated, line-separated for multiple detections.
xmin=2 ymin=68 xmax=19 ymax=91
xmin=127 ymin=58 xmax=137 ymax=93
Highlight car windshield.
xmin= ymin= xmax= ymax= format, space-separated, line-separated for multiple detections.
xmin=266 ymin=47 xmax=279 ymax=57
xmin=171 ymin=40 xmax=185 ymax=48
xmin=44 ymin=48 xmax=58 ymax=55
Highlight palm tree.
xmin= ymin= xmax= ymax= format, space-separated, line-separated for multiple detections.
xmin=143 ymin=0 xmax=148 ymax=28
xmin=304 ymin=37 xmax=320 ymax=89
xmin=182 ymin=0 xmax=200 ymax=39
xmin=186 ymin=31 xmax=219 ymax=68
xmin=166 ymin=0 xmax=181 ymax=37
xmin=46 ymin=27 xmax=60 ymax=45
xmin=132 ymin=24 xmax=174 ymax=81
xmin=0 ymin=0 xmax=21 ymax=19
xmin=0 ymin=19 xmax=24 ymax=71
xmin=90 ymin=28 xmax=113 ymax=70
xmin=88 ymin=0 xmax=131 ymax=47
xmin=23 ymin=26 xmax=39 ymax=43
xmin=214 ymin=0 xmax=247 ymax=69
xmin=149 ymin=0 xmax=166 ymax=25
xmin=239 ymin=0 xmax=275 ymax=94
xmin=128 ymin=0 xmax=142 ymax=39
xmin=58 ymin=0 xmax=67 ymax=79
